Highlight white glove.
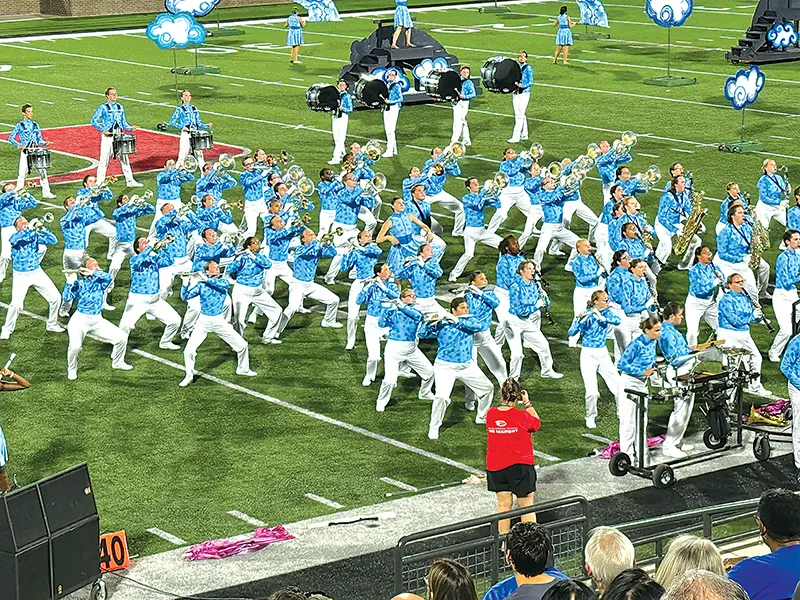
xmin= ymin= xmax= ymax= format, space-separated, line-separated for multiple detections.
xmin=468 ymin=284 xmax=482 ymax=295
xmin=28 ymin=218 xmax=41 ymax=230
xmin=675 ymin=223 xmax=684 ymax=235
xmin=743 ymin=253 xmax=752 ymax=265
xmin=536 ymin=299 xmax=546 ymax=309
xmin=78 ymin=267 xmax=94 ymax=277
xmin=444 ymin=313 xmax=459 ymax=323
xmin=246 ymin=249 xmax=256 ymax=259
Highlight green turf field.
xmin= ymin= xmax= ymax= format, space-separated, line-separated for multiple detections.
xmin=0 ymin=0 xmax=796 ymax=556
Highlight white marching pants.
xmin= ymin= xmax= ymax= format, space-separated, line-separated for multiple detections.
xmin=0 ymin=226 xmax=14 ymax=282
xmin=507 ymin=313 xmax=556 ymax=379
xmin=594 ymin=223 xmax=613 ymax=271
xmin=109 ymin=241 xmax=135 ymax=283
xmin=1 ymin=268 xmax=61 ymax=336
xmin=769 ymin=288 xmax=799 ymax=360
xmin=427 ymin=190 xmax=465 ymax=236
xmin=177 ymin=130 xmax=205 ymax=169
xmin=473 ymin=330 xmax=507 ymax=385
xmin=451 ymin=100 xmax=471 ymax=145
xmin=655 ymin=219 xmax=700 ymax=269
xmin=449 ymin=226 xmax=502 ymax=280
xmin=331 ymin=114 xmax=349 ymax=162
xmin=346 ymin=278 xmax=366 ymax=348
xmin=615 ymin=313 xmax=646 ymax=357
xmin=684 ymin=294 xmax=719 ymax=347
xmin=363 ymin=315 xmax=389 ymax=385
xmin=97 ymin=133 xmax=136 ymax=184
xmin=494 ymin=287 xmax=511 ymax=347
xmin=755 ymin=200 xmax=787 ymax=230
xmin=430 ymin=358 xmax=493 ymax=436
xmin=67 ymin=312 xmax=128 ymax=378
xmin=718 ymin=327 xmax=764 ymax=389
xmin=232 ymin=283 xmax=282 ymax=341
xmin=324 ymin=223 xmax=358 ymax=282
xmin=563 ymin=200 xmax=598 ymax=234
xmin=713 ymin=256 xmax=770 ymax=301
xmin=617 ymin=373 xmax=649 ymax=460
xmin=319 ymin=209 xmax=336 ymax=237
xmin=663 ymin=363 xmax=694 ymax=449
xmin=265 ymin=259 xmax=294 ymax=295
xmin=85 ymin=219 xmax=117 ymax=261
xmin=534 ymin=222 xmax=579 ymax=268
xmin=242 ymin=200 xmax=270 ymax=238
xmin=376 ymin=340 xmax=434 ymax=411
xmin=487 ymin=185 xmax=531 ymax=235
xmin=788 ymin=383 xmax=800 ymax=470
xmin=184 ymin=313 xmax=250 ymax=377
xmin=518 ymin=204 xmax=545 ymax=249
xmin=580 ymin=346 xmax=620 ymax=422
xmin=279 ymin=279 xmax=339 ymax=333
xmin=17 ymin=150 xmax=53 ymax=196
xmin=510 ymin=92 xmax=530 ymax=141
xmin=159 ymin=256 xmax=191 ymax=298
xmin=119 ymin=292 xmax=181 ymax=346
xmin=383 ymin=105 xmax=400 ymax=156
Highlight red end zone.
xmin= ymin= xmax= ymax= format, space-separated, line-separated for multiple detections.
xmin=1 ymin=125 xmax=247 ymax=186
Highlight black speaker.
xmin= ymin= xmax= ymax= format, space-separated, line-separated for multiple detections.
xmin=0 ymin=486 xmax=48 ymax=553
xmin=51 ymin=518 xmax=100 ymax=598
xmin=0 ymin=540 xmax=52 ymax=600
xmin=39 ymin=464 xmax=96 ymax=535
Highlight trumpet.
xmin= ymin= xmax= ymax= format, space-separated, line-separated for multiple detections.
xmin=88 ymin=175 xmax=118 ymax=197
xmin=152 ymin=234 xmax=175 ymax=252
xmin=220 ymin=231 xmax=245 ymax=247
xmin=286 ymin=213 xmax=312 ymax=228
xmin=362 ymin=139 xmax=384 ymax=162
xmin=612 ymin=130 xmax=637 ymax=158
xmin=179 ymin=155 xmax=198 ymax=173
xmin=320 ymin=227 xmax=343 ymax=246
xmin=12 ymin=182 xmax=37 ymax=199
xmin=29 ymin=213 xmax=54 ymax=232
xmin=129 ymin=190 xmax=154 ymax=208
xmin=217 ymin=198 xmax=243 ymax=212
xmin=212 ymin=153 xmax=236 ymax=172
xmin=483 ymin=171 xmax=510 ymax=199
xmin=362 ymin=173 xmax=387 ymax=197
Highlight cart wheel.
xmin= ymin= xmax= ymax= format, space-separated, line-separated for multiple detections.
xmin=753 ymin=435 xmax=771 ymax=461
xmin=652 ymin=464 xmax=676 ymax=489
xmin=718 ymin=144 xmax=726 ymax=151
xmin=91 ymin=580 xmax=107 ymax=600
xmin=609 ymin=452 xmax=631 ymax=477
xmin=703 ymin=428 xmax=727 ymax=450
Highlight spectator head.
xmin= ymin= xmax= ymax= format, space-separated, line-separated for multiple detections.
xmin=603 ymin=569 xmax=664 ymax=600
xmin=541 ymin=580 xmax=597 ymax=600
xmin=757 ymin=488 xmax=800 ymax=548
xmin=266 ymin=587 xmax=306 ymax=600
xmin=584 ymin=527 xmax=635 ymax=593
xmin=654 ymin=535 xmax=724 ymax=588
xmin=662 ymin=569 xmax=749 ymax=600
xmin=426 ymin=558 xmax=478 ymax=600
xmin=506 ymin=522 xmax=552 ymax=578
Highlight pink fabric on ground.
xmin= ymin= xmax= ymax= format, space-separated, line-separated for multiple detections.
xmin=183 ymin=526 xmax=294 ymax=561
xmin=597 ymin=435 xmax=665 ymax=459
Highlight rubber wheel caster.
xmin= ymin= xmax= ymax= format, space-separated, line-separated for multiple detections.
xmin=753 ymin=435 xmax=771 ymax=461
xmin=703 ymin=428 xmax=727 ymax=450
xmin=652 ymin=463 xmax=676 ymax=488
xmin=609 ymin=452 xmax=631 ymax=477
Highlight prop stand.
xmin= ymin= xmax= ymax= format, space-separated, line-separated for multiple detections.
xmin=206 ymin=17 xmax=245 ymax=37
xmin=573 ymin=23 xmax=610 ymax=40
xmin=643 ymin=27 xmax=697 ymax=87
xmin=171 ymin=46 xmax=221 ymax=76
xmin=719 ymin=108 xmax=764 ymax=153
xmin=478 ymin=0 xmax=510 ymax=14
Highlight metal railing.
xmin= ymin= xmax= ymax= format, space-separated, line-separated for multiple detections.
xmin=394 ymin=496 xmax=590 ymax=596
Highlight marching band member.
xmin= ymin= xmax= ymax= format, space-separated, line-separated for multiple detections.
xmin=507 ymin=260 xmax=563 ymax=380
xmin=90 ymin=88 xmax=140 ymax=187
xmin=108 ymin=193 xmax=155 ymax=308
xmin=0 ymin=369 xmax=31 ymax=492
xmin=395 ymin=243 xmax=447 ymax=317
xmin=655 ymin=175 xmax=698 ymax=269
xmin=768 ymin=230 xmax=800 ymax=362
xmin=662 ymin=162 xmax=693 ymax=192
xmin=196 ymin=194 xmax=238 ymax=235
xmin=494 ymin=235 xmax=526 ymax=346
xmin=756 ymin=159 xmax=789 ymax=230
xmin=9 ymin=104 xmax=55 ymax=199
xmin=567 ymin=290 xmax=620 ymax=429
xmin=788 ymin=186 xmax=800 ymax=231
xmin=508 ymin=51 xmax=533 ymax=143
xmin=533 ymin=176 xmax=579 ymax=268
xmin=402 ymin=166 xmax=427 ymax=201
xmin=0 ymin=182 xmax=38 ymax=283
xmin=616 ymin=316 xmax=661 ymax=462
xmin=448 ymin=178 xmax=502 ymax=282
xmin=277 ymin=228 xmax=342 ymax=336
xmin=196 ymin=162 xmax=237 ymax=201
xmin=616 ymin=258 xmax=656 ymax=353
xmin=323 ymin=173 xmax=376 ymax=284
xmin=0 ymin=216 xmax=63 ymax=340
xmin=404 ymin=183 xmax=446 ymax=252
xmin=263 ymin=214 xmax=304 ymax=296
xmin=317 ymin=168 xmax=344 ymax=236
xmin=286 ymin=7 xmax=306 ymax=64
xmin=424 ymin=297 xmax=494 ymax=440
xmin=618 ymin=223 xmax=658 ymax=288
xmin=376 ymin=196 xmax=432 ymax=274
xmin=613 ymin=166 xmax=649 ymax=199
xmin=714 ymin=204 xmax=770 ymax=305
xmin=607 ymin=249 xmax=632 ymax=359
xmin=376 ymin=288 xmax=435 ymax=412
xmin=685 ymin=247 xmax=721 ymax=347
xmin=487 ymin=148 xmax=531 ymax=236
xmin=76 ymin=175 xmax=117 ymax=262
xmin=561 ymin=172 xmax=598 ymax=238
xmin=151 ymin=159 xmax=194 ymax=236
xmin=391 ymin=0 xmax=415 ymax=48
xmin=118 ymin=238 xmax=181 ymax=350
xmin=343 ymin=230 xmax=383 ymax=350
xmin=568 ymin=239 xmax=606 ymax=346
xmin=464 ymin=271 xmax=508 ymax=387
xmin=356 ymin=263 xmax=399 ymax=386
xmin=350 ymin=148 xmax=383 ymax=227
xmin=718 ymin=182 xmax=751 ymax=235
xmin=226 ymin=237 xmax=283 ymax=344
xmin=778 ymin=334 xmax=800 ymax=484
xmin=518 ymin=162 xmax=544 ymax=247
xmin=154 ymin=203 xmax=203 ymax=297
xmin=64 ymin=257 xmax=132 ymax=380
xmin=239 ymin=156 xmax=270 ymax=238
xmin=451 ymin=66 xmax=475 ymax=146
xmin=424 ymin=147 xmax=465 ymax=236
xmin=170 ymin=90 xmax=212 ymax=168
xmin=595 ymin=189 xmax=624 ymax=270
xmin=717 ymin=273 xmax=772 ymax=396
xmin=59 ymin=197 xmax=90 ymax=316
xmin=329 ymin=80 xmax=353 ymax=165
xmin=596 ymin=140 xmax=631 ymax=202
xmin=382 ymin=69 xmax=403 ymax=158
xmin=180 ymin=261 xmax=255 ymax=387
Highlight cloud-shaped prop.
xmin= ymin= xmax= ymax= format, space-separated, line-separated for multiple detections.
xmin=576 ymin=0 xmax=609 ymax=28
xmin=371 ymin=67 xmax=412 ymax=93
xmin=147 ymin=12 xmax=206 ymax=49
xmin=294 ymin=0 xmax=341 ymax=22
xmin=412 ymin=57 xmax=450 ymax=83
xmin=724 ymin=66 xmax=765 ymax=111
xmin=767 ymin=21 xmax=799 ymax=49
xmin=165 ymin=0 xmax=220 ymax=17
xmin=645 ymin=0 xmax=693 ymax=27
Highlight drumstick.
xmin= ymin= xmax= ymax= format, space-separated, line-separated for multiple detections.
xmin=4 ymin=353 xmax=16 ymax=371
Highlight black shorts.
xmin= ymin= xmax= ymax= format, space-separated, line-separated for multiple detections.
xmin=486 ymin=463 xmax=536 ymax=497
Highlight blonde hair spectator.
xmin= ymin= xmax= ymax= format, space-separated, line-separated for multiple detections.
xmin=655 ymin=535 xmax=725 ymax=588
xmin=584 ymin=527 xmax=636 ymax=594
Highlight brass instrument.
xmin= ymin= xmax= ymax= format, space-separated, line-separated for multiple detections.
xmin=545 ymin=161 xmax=563 ymax=179
xmin=178 ymin=195 xmax=201 ymax=217
xmin=212 ymin=153 xmax=236 ymax=172
xmin=284 ymin=164 xmax=306 ymax=185
xmin=673 ymin=190 xmax=707 ymax=256
xmin=749 ymin=214 xmax=771 ymax=270
xmin=286 ymin=213 xmax=312 ymax=229
xmin=12 ymin=180 xmax=38 ymax=199
xmin=285 ymin=176 xmax=315 ymax=211
xmin=586 ymin=142 xmax=602 ymax=160
xmin=152 ymin=234 xmax=175 ymax=251
xmin=612 ymin=130 xmax=637 ymax=158
xmin=362 ymin=139 xmax=384 ymax=162
xmin=439 ymin=142 xmax=466 ymax=167
xmin=320 ymin=227 xmax=344 ymax=245
xmin=561 ymin=168 xmax=586 ymax=193
xmin=85 ymin=175 xmax=118 ymax=199
xmin=220 ymin=231 xmax=245 ymax=247
xmin=217 ymin=198 xmax=243 ymax=212
xmin=29 ymin=213 xmax=54 ymax=232
xmin=129 ymin=190 xmax=154 ymax=208
xmin=634 ymin=165 xmax=661 ymax=191
xmin=747 ymin=404 xmax=787 ymax=427
xmin=362 ymin=173 xmax=387 ymax=197
xmin=278 ymin=151 xmax=294 ymax=166
xmin=483 ymin=171 xmax=509 ymax=199
xmin=519 ymin=142 xmax=544 ymax=169
xmin=179 ymin=155 xmax=198 ymax=173
xmin=573 ymin=154 xmax=595 ymax=172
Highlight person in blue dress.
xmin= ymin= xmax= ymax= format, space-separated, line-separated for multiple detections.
xmin=553 ymin=6 xmax=573 ymax=65
xmin=285 ymin=8 xmax=306 ymax=64
xmin=392 ymin=0 xmax=415 ymax=49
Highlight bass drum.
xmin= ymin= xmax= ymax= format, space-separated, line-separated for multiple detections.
xmin=481 ymin=57 xmax=521 ymax=94
xmin=26 ymin=148 xmax=52 ymax=171
xmin=354 ymin=77 xmax=390 ymax=109
xmin=423 ymin=69 xmax=462 ymax=102
xmin=306 ymin=83 xmax=339 ymax=112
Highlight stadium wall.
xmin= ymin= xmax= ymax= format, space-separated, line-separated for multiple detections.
xmin=5 ymin=0 xmax=286 ymax=17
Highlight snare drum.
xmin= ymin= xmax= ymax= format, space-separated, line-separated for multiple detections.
xmin=354 ymin=77 xmax=390 ymax=109
xmin=113 ymin=133 xmax=137 ymax=157
xmin=481 ymin=57 xmax=521 ymax=94
xmin=423 ymin=69 xmax=462 ymax=102
xmin=190 ymin=129 xmax=214 ymax=151
xmin=306 ymin=83 xmax=340 ymax=112
xmin=26 ymin=148 xmax=52 ymax=171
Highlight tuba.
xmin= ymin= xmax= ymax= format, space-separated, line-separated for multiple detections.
xmin=673 ymin=191 xmax=707 ymax=256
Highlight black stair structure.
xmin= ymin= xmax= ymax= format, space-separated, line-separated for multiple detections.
xmin=339 ymin=19 xmax=482 ymax=109
xmin=727 ymin=0 xmax=800 ymax=64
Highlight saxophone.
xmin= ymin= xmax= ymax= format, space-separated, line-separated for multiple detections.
xmin=673 ymin=191 xmax=707 ymax=256
xmin=749 ymin=216 xmax=771 ymax=270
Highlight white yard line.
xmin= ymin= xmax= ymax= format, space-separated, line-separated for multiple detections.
xmin=146 ymin=527 xmax=187 ymax=545
xmin=380 ymin=477 xmax=418 ymax=492
xmin=637 ymin=153 xmax=660 ymax=158
xmin=304 ymin=493 xmax=344 ymax=509
xmin=226 ymin=510 xmax=267 ymax=527
xmin=583 ymin=433 xmax=614 ymax=445
xmin=671 ymin=148 xmax=694 ymax=153
xmin=770 ymin=135 xmax=793 ymax=140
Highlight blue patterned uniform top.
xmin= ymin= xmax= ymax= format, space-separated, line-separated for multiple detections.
xmin=387 ymin=81 xmax=404 ymax=106
xmin=226 ymin=252 xmax=272 ymax=287
xmin=620 ymin=275 xmax=651 ymax=315
xmin=607 ymin=267 xmax=630 ymax=304
xmin=657 ymin=189 xmax=693 ymax=234
xmin=339 ymin=91 xmax=353 ymax=114
xmin=789 ymin=206 xmax=800 ymax=231
xmin=688 ymin=262 xmax=721 ymax=300
xmin=317 ymin=179 xmax=344 ymax=211
xmin=293 ymin=240 xmax=337 ymax=282
xmin=496 ymin=254 xmax=525 ymax=291
xmin=196 ymin=205 xmax=234 ymax=231
xmin=524 ymin=175 xmax=543 ymax=205
xmin=90 ymin=102 xmax=132 ymax=132
xmin=196 ymin=170 xmax=237 ymax=201
xmin=716 ymin=222 xmax=752 ymax=263
xmin=614 ymin=177 xmax=648 ymax=198
xmin=75 ymin=186 xmax=112 ymax=225
xmin=388 ymin=211 xmax=417 ymax=248
xmin=129 ymin=246 xmax=172 ymax=295
xmin=422 ymin=158 xmax=461 ymax=195
xmin=240 ymin=170 xmax=268 ymax=202
xmin=288 ymin=12 xmax=302 ymax=28
xmin=9 ymin=119 xmax=45 ymax=148
xmin=658 ymin=321 xmax=691 ymax=365
xmin=396 ymin=253 xmax=443 ymax=299
xmin=404 ymin=197 xmax=432 ymax=234
xmin=618 ymin=334 xmax=657 ymax=377
xmin=500 ymin=157 xmax=526 ymax=187
xmin=181 ymin=278 xmax=230 ymax=317
xmin=509 ymin=277 xmax=541 ymax=318
xmin=155 ymin=210 xmax=203 ymax=263
xmin=465 ymin=288 xmax=500 ymax=332
xmin=780 ymin=334 xmax=800 ymax=390
xmin=0 ymin=191 xmax=37 ymax=228
xmin=518 ymin=63 xmax=534 ymax=92
xmin=463 ymin=190 xmax=501 ymax=228
xmin=157 ymin=169 xmax=194 ymax=201
xmin=63 ymin=270 xmax=112 ymax=315
xmin=379 ymin=303 xmax=424 ymax=342
xmin=352 ymin=159 xmax=375 ymax=182
xmin=113 ymin=203 xmax=155 ymax=243
xmin=460 ymin=78 xmax=476 ymax=100
xmin=402 ymin=174 xmax=428 ymax=201
xmin=618 ymin=236 xmax=649 ymax=261
xmin=540 ymin=187 xmax=567 ymax=224
xmin=341 ymin=243 xmax=382 ymax=280
xmin=718 ymin=290 xmax=755 ymax=331
xmin=264 ymin=224 xmax=304 ymax=262
xmin=600 ymin=200 xmax=617 ymax=225
xmin=568 ymin=308 xmax=621 ymax=348
xmin=357 ymin=280 xmax=400 ymax=318
xmin=169 ymin=103 xmax=208 ymax=130
xmin=60 ymin=205 xmax=90 ymax=251
xmin=572 ymin=254 xmax=603 ymax=288
xmin=335 ymin=187 xmax=374 ymax=225
xmin=596 ymin=151 xmax=631 ymax=186
xmin=11 ymin=227 xmax=56 ymax=272
xmin=774 ymin=248 xmax=800 ymax=291
xmin=424 ymin=316 xmax=484 ymax=363
xmin=719 ymin=193 xmax=750 ymax=226
xmin=757 ymin=173 xmax=788 ymax=206
xmin=192 ymin=241 xmax=235 ymax=272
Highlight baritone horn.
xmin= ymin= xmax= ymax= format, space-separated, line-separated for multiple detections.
xmin=613 ymin=130 xmax=637 ymax=158
xmin=545 ymin=161 xmax=563 ymax=179
xmin=284 ymin=164 xmax=306 ymax=184
xmin=363 ymin=172 xmax=387 ymax=196
xmin=586 ymin=142 xmax=602 ymax=160
xmin=519 ymin=142 xmax=543 ymax=168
